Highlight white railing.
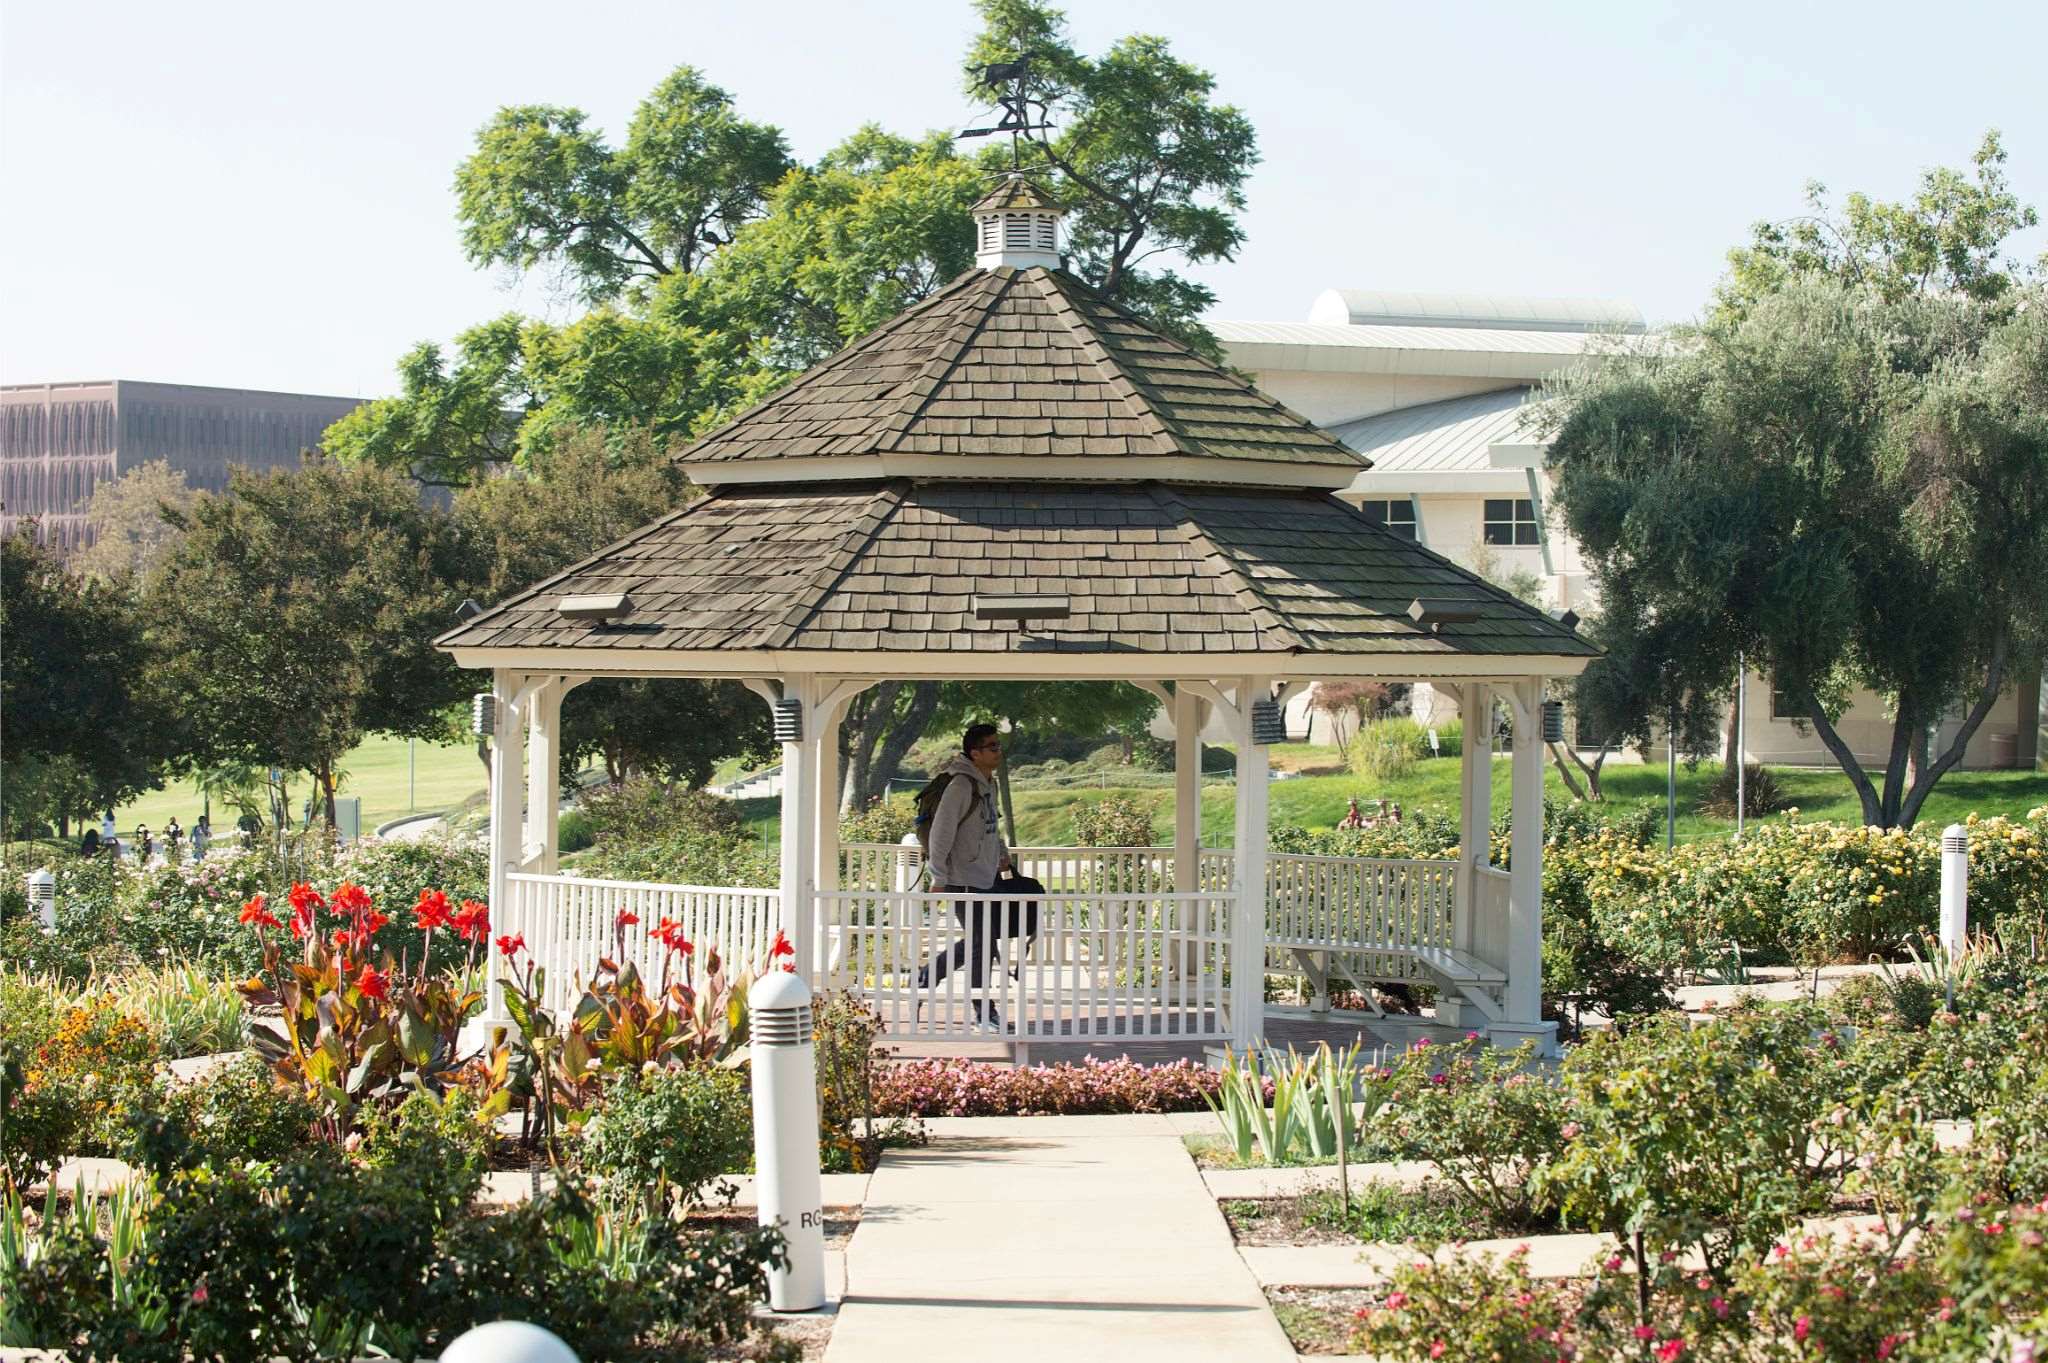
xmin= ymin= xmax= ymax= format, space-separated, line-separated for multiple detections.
xmin=837 ymin=842 xmax=1176 ymax=894
xmin=1265 ymin=852 xmax=1456 ymax=958
xmin=1472 ymin=866 xmax=1513 ymax=972
xmin=815 ymin=888 xmax=1234 ymax=1041
xmin=500 ymin=873 xmax=780 ymax=1012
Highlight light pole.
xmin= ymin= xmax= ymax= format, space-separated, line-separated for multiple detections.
xmin=1735 ymin=653 xmax=1747 ymax=841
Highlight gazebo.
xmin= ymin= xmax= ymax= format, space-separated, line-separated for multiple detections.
xmin=439 ymin=177 xmax=1596 ymax=1058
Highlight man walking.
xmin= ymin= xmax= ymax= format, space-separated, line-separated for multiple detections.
xmin=917 ymin=724 xmax=1014 ymax=1031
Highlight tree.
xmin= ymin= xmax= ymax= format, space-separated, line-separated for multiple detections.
xmin=1720 ymin=131 xmax=2043 ymax=316
xmin=142 ymin=461 xmax=475 ymax=828
xmin=453 ymin=427 xmax=774 ymax=789
xmin=1307 ymin=681 xmax=1388 ymax=763
xmin=966 ymin=0 xmax=1257 ymax=352
xmin=454 ymin=67 xmax=791 ymax=305
xmin=75 ymin=459 xmax=194 ymax=584
xmin=1548 ymin=586 xmax=1729 ymax=803
xmin=1544 ymin=280 xmax=2046 ymax=828
xmin=0 ymin=531 xmax=168 ymax=833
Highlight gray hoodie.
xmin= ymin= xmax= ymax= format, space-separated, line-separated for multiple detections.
xmin=925 ymin=753 xmax=1007 ymax=890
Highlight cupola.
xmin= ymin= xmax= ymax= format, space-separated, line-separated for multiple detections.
xmin=972 ymin=175 xmax=1062 ymax=269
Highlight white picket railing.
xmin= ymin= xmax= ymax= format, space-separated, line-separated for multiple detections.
xmin=500 ymin=873 xmax=780 ymax=1013
xmin=815 ymin=888 xmax=1235 ymax=1041
xmin=501 ymin=847 xmax=1502 ymax=1027
xmin=1472 ymin=865 xmax=1513 ymax=971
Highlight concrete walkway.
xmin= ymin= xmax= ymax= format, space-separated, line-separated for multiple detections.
xmin=823 ymin=1114 xmax=1295 ymax=1362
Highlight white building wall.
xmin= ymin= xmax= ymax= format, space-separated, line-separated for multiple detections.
xmin=1257 ymin=372 xmax=1517 ymax=427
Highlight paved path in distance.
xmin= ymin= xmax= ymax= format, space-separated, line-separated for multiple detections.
xmin=823 ymin=1114 xmax=1294 ymax=1363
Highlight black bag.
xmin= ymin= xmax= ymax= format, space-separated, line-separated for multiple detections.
xmin=987 ymin=872 xmax=1044 ymax=943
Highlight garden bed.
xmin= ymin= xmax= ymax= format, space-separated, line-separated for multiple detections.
xmin=1220 ymin=1185 xmax=1522 ymax=1247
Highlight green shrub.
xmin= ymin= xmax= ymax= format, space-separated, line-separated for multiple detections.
xmin=1370 ymin=1039 xmax=1562 ymax=1231
xmin=578 ymin=780 xmax=776 ymax=887
xmin=1535 ymin=1005 xmax=1878 ymax=1280
xmin=93 ymin=961 xmax=244 ymax=1059
xmin=556 ymin=809 xmax=595 ymax=854
xmin=1959 ymin=806 xmax=2048 ymax=946
xmin=3 ymin=1000 xmax=160 ymax=1186
xmin=357 ymin=1088 xmax=493 ymax=1224
xmin=1351 ymin=1250 xmax=1569 ymax=1363
xmin=579 ymin=1065 xmax=753 ymax=1210
xmin=839 ymin=793 xmax=916 ymax=846
xmin=1346 ymin=720 xmax=1417 ymax=783
xmin=815 ymin=991 xmax=925 ymax=1172
xmin=1071 ymin=793 xmax=1158 ymax=848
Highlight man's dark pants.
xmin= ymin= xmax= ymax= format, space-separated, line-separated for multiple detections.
xmin=918 ymin=884 xmax=1032 ymax=1020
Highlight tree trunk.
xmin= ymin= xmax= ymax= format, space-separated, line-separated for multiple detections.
xmin=1803 ymin=692 xmax=1885 ymax=827
xmin=1548 ymin=744 xmax=1588 ymax=801
xmin=1898 ymin=642 xmax=2010 ymax=829
xmin=852 ymin=682 xmax=941 ymax=809
xmin=318 ymin=761 xmax=339 ymax=830
xmin=842 ymin=682 xmax=900 ymax=812
xmin=1723 ymin=692 xmax=1743 ymax=774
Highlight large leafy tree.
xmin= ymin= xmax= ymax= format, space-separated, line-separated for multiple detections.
xmin=0 ymin=531 xmax=169 ymax=832
xmin=75 ymin=459 xmax=194 ymax=585
xmin=965 ymin=0 xmax=1258 ymax=351
xmin=453 ymin=428 xmax=774 ymax=788
xmin=143 ymin=461 xmax=476 ymax=828
xmin=1720 ymin=131 xmax=2042 ymax=316
xmin=1544 ymin=279 xmax=2046 ymax=828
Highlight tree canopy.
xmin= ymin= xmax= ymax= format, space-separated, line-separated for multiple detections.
xmin=328 ymin=2 xmax=1260 ymax=488
xmin=1545 ymin=278 xmax=2046 ymax=828
xmin=452 ymin=428 xmax=774 ymax=788
xmin=0 ymin=531 xmax=169 ymax=830
xmin=76 ymin=459 xmax=194 ymax=585
xmin=142 ymin=460 xmax=476 ymax=826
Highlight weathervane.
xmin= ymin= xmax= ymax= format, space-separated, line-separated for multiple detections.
xmin=958 ymin=53 xmax=1053 ymax=170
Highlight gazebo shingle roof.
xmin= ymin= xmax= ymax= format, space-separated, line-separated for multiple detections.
xmin=674 ymin=268 xmax=1366 ymax=475
xmin=437 ymin=480 xmax=1596 ymax=659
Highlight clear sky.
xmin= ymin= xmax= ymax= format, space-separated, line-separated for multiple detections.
xmin=4 ymin=0 xmax=2044 ymax=399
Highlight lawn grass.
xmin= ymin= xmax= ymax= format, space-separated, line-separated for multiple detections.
xmin=107 ymin=735 xmax=489 ymax=839
xmin=795 ymin=755 xmax=2048 ymax=849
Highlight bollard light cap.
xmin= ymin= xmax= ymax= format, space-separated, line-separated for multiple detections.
xmin=439 ymin=1321 xmax=579 ymax=1363
xmin=750 ymin=969 xmax=812 ymax=1010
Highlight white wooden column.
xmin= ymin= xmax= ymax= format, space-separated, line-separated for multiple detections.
xmin=485 ymin=670 xmax=531 ymax=1024
xmin=520 ymin=676 xmax=587 ymax=876
xmin=1229 ymin=677 xmax=1273 ymax=1052
xmin=1173 ymin=684 xmax=1204 ymax=895
xmin=809 ymin=681 xmax=874 ymax=965
xmin=1441 ymin=682 xmax=1493 ymax=1027
xmin=1496 ymin=678 xmax=1557 ymax=1054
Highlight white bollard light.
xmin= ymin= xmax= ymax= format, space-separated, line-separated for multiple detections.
xmin=439 ymin=1321 xmax=578 ymax=1363
xmin=25 ymin=869 xmax=55 ymax=931
xmin=749 ymin=969 xmax=826 ymax=1312
xmin=1939 ymin=824 xmax=1969 ymax=956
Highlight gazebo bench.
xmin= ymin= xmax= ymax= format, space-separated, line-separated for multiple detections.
xmin=1268 ymin=937 xmax=1507 ymax=1021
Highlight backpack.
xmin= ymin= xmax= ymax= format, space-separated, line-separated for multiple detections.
xmin=911 ymin=773 xmax=982 ymax=857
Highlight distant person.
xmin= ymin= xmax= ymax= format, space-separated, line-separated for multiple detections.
xmin=191 ymin=814 xmax=210 ymax=860
xmin=135 ymin=824 xmax=154 ymax=863
xmin=165 ymin=817 xmax=184 ymax=859
xmin=237 ymin=811 xmax=261 ymax=845
xmin=100 ymin=812 xmax=117 ymax=846
xmin=82 ymin=826 xmax=100 ymax=856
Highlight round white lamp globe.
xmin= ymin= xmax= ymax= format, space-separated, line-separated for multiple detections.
xmin=439 ymin=1321 xmax=579 ymax=1363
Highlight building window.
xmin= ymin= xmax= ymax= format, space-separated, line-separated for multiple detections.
xmin=1769 ymin=678 xmax=1801 ymax=720
xmin=1483 ymin=498 xmax=1539 ymax=546
xmin=1359 ymin=499 xmax=1418 ymax=541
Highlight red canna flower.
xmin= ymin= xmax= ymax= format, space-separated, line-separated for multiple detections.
xmin=287 ymin=882 xmax=324 ymax=939
xmin=413 ymin=888 xmax=453 ymax=931
xmin=330 ymin=881 xmax=372 ymax=916
xmin=616 ymin=910 xmax=640 ymax=928
xmin=496 ymin=932 xmax=526 ymax=960
xmin=453 ymin=899 xmax=490 ymax=942
xmin=239 ymin=894 xmax=283 ymax=931
xmin=770 ymin=929 xmax=795 ymax=959
xmin=651 ymin=917 xmax=691 ymax=953
xmin=355 ymin=963 xmax=389 ymax=1000
xmin=362 ymin=909 xmax=390 ymax=937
